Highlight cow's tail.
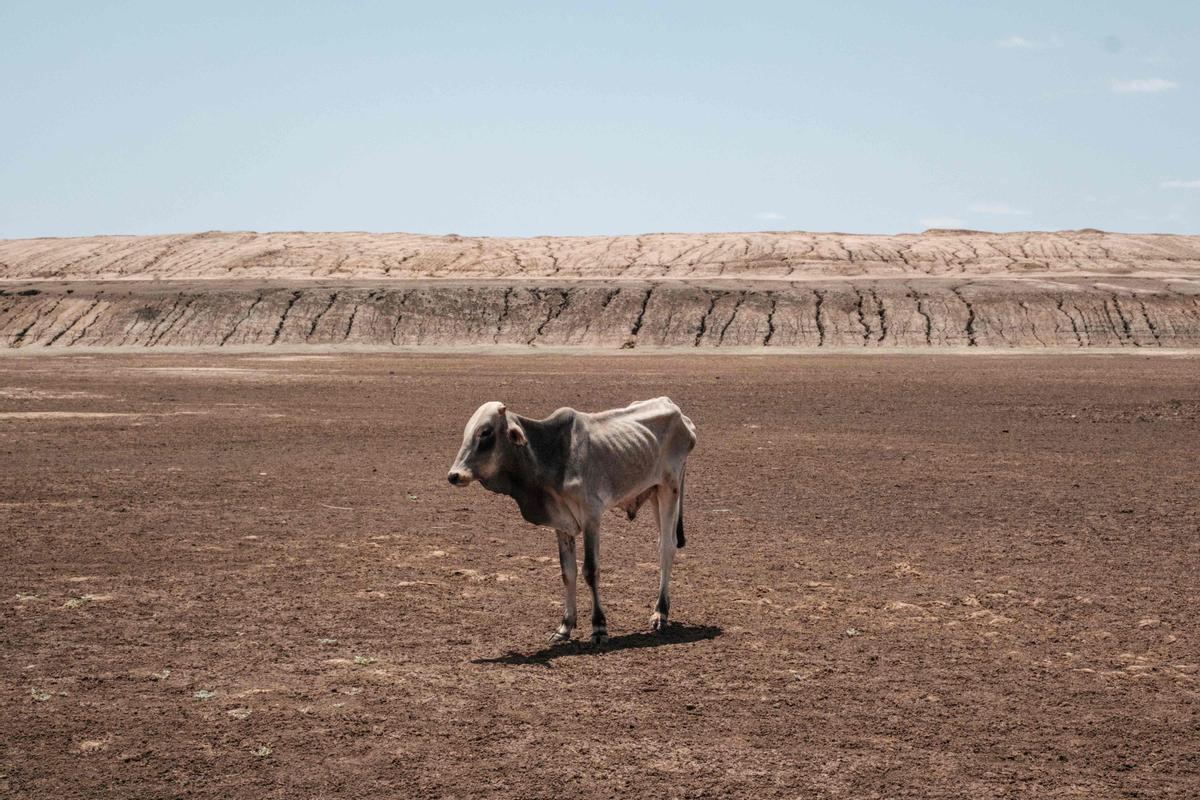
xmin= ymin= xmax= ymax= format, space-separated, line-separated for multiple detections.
xmin=675 ymin=467 xmax=686 ymax=549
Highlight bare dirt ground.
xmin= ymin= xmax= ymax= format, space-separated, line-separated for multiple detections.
xmin=2 ymin=353 xmax=1198 ymax=798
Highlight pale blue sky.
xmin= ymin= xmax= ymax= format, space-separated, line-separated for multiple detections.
xmin=1 ymin=1 xmax=1197 ymax=238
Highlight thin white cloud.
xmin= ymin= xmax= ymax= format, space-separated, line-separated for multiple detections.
xmin=1161 ymin=179 xmax=1200 ymax=189
xmin=969 ymin=202 xmax=1030 ymax=216
xmin=920 ymin=216 xmax=967 ymax=229
xmin=1110 ymin=78 xmax=1178 ymax=93
xmin=755 ymin=211 xmax=786 ymax=221
xmin=996 ymin=35 xmax=1036 ymax=49
xmin=996 ymin=35 xmax=1062 ymax=49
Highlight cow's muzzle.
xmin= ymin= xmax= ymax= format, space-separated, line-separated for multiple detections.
xmin=447 ymin=469 xmax=471 ymax=486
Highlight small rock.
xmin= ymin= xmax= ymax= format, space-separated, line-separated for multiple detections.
xmin=884 ymin=601 xmax=923 ymax=613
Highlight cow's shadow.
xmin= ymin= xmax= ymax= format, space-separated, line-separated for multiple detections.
xmin=470 ymin=622 xmax=722 ymax=667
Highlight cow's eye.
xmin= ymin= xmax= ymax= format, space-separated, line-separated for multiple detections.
xmin=479 ymin=427 xmax=493 ymax=439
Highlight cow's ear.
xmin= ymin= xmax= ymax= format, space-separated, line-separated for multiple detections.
xmin=507 ymin=422 xmax=528 ymax=446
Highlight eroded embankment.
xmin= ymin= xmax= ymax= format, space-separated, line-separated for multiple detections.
xmin=3 ymin=279 xmax=1199 ymax=349
xmin=4 ymin=229 xmax=1200 ymax=281
xmin=3 ymin=230 xmax=1199 ymax=349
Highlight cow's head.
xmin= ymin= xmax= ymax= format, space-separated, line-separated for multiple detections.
xmin=447 ymin=401 xmax=527 ymax=486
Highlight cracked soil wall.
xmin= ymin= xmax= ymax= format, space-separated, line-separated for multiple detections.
xmin=2 ymin=230 xmax=1199 ymax=349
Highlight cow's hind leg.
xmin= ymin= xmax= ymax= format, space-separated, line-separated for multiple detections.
xmin=651 ymin=479 xmax=681 ymax=632
xmin=582 ymin=521 xmax=608 ymax=644
xmin=551 ymin=530 xmax=577 ymax=643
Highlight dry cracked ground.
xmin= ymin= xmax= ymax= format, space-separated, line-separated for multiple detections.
xmin=2 ymin=352 xmax=1199 ymax=799
xmin=2 ymin=229 xmax=1199 ymax=798
xmin=2 ymin=229 xmax=1200 ymax=350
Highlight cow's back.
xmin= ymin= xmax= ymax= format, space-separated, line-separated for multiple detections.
xmin=594 ymin=396 xmax=693 ymax=443
xmin=577 ymin=397 xmax=695 ymax=510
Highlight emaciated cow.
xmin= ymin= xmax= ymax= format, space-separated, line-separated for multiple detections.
xmin=447 ymin=397 xmax=696 ymax=643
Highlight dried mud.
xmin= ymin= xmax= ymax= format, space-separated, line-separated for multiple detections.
xmin=2 ymin=353 xmax=1198 ymax=798
xmin=2 ymin=230 xmax=1199 ymax=350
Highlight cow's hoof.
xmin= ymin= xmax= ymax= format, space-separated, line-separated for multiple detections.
xmin=590 ymin=630 xmax=609 ymax=646
xmin=548 ymin=629 xmax=572 ymax=644
xmin=650 ymin=613 xmax=668 ymax=632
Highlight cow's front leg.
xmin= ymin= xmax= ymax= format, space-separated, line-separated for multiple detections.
xmin=550 ymin=530 xmax=577 ymax=643
xmin=582 ymin=521 xmax=608 ymax=644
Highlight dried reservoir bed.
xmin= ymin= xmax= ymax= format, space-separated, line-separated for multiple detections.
xmin=2 ymin=352 xmax=1198 ymax=798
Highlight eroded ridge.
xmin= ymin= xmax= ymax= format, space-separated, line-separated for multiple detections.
xmin=3 ymin=229 xmax=1200 ymax=282
xmin=2 ymin=280 xmax=1198 ymax=349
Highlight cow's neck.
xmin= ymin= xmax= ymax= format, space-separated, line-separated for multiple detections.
xmin=514 ymin=412 xmax=571 ymax=486
xmin=488 ymin=411 xmax=573 ymax=527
